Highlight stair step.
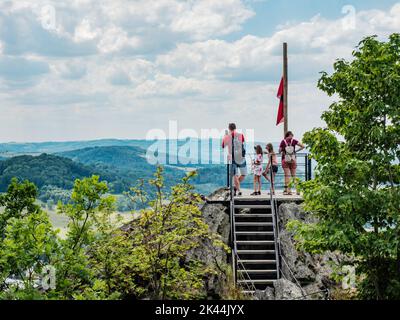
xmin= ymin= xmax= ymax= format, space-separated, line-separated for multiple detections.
xmin=237 ymin=250 xmax=275 ymax=254
xmin=236 ymin=231 xmax=274 ymax=235
xmin=238 ymin=269 xmax=278 ymax=274
xmin=234 ymin=214 xmax=272 ymax=218
xmin=234 ymin=205 xmax=271 ymax=209
xmin=239 ymin=260 xmax=276 ymax=264
xmin=237 ymin=279 xmax=276 ymax=284
xmin=235 ymin=222 xmax=273 ymax=226
xmin=242 ymin=290 xmax=256 ymax=295
xmin=236 ymin=241 xmax=275 ymax=245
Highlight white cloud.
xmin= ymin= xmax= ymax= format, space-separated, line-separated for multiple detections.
xmin=73 ymin=18 xmax=100 ymax=42
xmin=96 ymin=25 xmax=141 ymax=54
xmin=170 ymin=0 xmax=254 ymax=40
xmin=1 ymin=1 xmax=400 ymax=142
xmin=0 ymin=0 xmax=254 ymax=58
xmin=157 ymin=4 xmax=400 ymax=82
xmin=133 ymin=73 xmax=205 ymax=98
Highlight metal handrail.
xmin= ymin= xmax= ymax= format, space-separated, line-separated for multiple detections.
xmin=236 ymin=257 xmax=257 ymax=293
xmin=226 ymin=152 xmax=313 ymax=190
xmin=268 ymin=155 xmax=281 ymax=280
xmin=228 ymin=161 xmax=237 ymax=285
xmin=269 ymin=169 xmax=330 ymax=301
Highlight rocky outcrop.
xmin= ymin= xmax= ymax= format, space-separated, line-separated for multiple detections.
xmin=254 ymin=279 xmax=304 ymax=300
xmin=200 ymin=190 xmax=346 ymax=300
xmin=188 ymin=189 xmax=231 ymax=298
xmin=206 ymin=187 xmax=230 ymax=202
xmin=255 ymin=203 xmax=346 ymax=300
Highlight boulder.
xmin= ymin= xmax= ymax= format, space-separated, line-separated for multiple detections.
xmin=277 ymin=203 xmax=349 ymax=299
xmin=188 ymin=195 xmax=231 ymax=298
xmin=274 ymin=279 xmax=304 ymax=300
xmin=207 ymin=187 xmax=230 ymax=202
xmin=254 ymin=287 xmax=275 ymax=300
xmin=201 ymin=202 xmax=230 ymax=246
xmin=279 ymin=229 xmax=316 ymax=282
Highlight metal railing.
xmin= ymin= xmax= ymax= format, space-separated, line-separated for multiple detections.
xmin=226 ymin=153 xmax=313 ymax=190
xmin=228 ymin=162 xmax=238 ymax=285
xmin=269 ymin=174 xmax=281 ymax=281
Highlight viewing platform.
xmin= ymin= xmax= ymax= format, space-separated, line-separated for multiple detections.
xmin=237 ymin=189 xmax=303 ymax=202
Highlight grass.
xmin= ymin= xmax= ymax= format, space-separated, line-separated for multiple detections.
xmin=0 ymin=201 xmax=135 ymax=239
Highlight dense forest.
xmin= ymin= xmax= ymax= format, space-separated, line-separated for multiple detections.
xmin=0 ymin=154 xmax=94 ymax=191
xmin=0 ymin=146 xmax=227 ymax=211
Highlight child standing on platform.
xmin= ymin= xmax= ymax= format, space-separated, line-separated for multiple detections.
xmin=263 ymin=143 xmax=279 ymax=195
xmin=251 ymin=145 xmax=263 ymax=196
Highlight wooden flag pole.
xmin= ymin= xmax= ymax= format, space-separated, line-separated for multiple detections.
xmin=283 ymin=42 xmax=288 ymax=136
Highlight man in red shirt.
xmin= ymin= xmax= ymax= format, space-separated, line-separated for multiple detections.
xmin=222 ymin=123 xmax=247 ymax=196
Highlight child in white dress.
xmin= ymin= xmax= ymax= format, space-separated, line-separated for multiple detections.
xmin=251 ymin=145 xmax=263 ymax=196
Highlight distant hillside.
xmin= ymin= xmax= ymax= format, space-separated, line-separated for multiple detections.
xmin=58 ymin=146 xmax=149 ymax=170
xmin=0 ymin=154 xmax=95 ymax=191
xmin=58 ymin=145 xmax=227 ymax=194
xmin=0 ymin=139 xmax=155 ymax=155
xmin=57 ymin=146 xmax=185 ymax=187
xmin=0 ymin=138 xmax=229 ymax=165
xmin=0 ymin=145 xmax=233 ymax=209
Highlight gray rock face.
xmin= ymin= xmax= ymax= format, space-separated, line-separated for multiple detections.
xmin=254 ymin=287 xmax=275 ymax=300
xmin=279 ymin=229 xmax=317 ymax=282
xmin=197 ymin=191 xmax=346 ymax=300
xmin=256 ymin=279 xmax=305 ymax=300
xmin=207 ymin=187 xmax=230 ymax=202
xmin=276 ymin=203 xmax=346 ymax=300
xmin=274 ymin=279 xmax=304 ymax=300
xmin=189 ymin=191 xmax=231 ymax=298
xmin=201 ymin=202 xmax=230 ymax=246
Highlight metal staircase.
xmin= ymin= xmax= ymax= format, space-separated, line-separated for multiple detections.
xmin=232 ymin=198 xmax=280 ymax=294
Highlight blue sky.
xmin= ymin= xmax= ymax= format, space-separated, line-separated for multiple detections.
xmin=236 ymin=0 xmax=400 ymax=38
xmin=0 ymin=0 xmax=399 ymax=143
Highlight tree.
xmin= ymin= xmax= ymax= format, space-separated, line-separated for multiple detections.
xmin=288 ymin=34 xmax=400 ymax=299
xmin=0 ymin=179 xmax=60 ymax=299
xmin=0 ymin=178 xmax=40 ymax=239
xmin=54 ymin=176 xmax=116 ymax=299
xmin=0 ymin=170 xmax=229 ymax=300
xmin=102 ymin=167 xmax=228 ymax=299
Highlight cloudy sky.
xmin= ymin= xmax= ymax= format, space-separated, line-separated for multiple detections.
xmin=0 ymin=0 xmax=399 ymax=143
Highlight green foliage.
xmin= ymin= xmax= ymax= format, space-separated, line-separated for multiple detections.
xmin=0 ymin=147 xmax=228 ymax=210
xmin=38 ymin=186 xmax=72 ymax=208
xmin=289 ymin=34 xmax=400 ymax=300
xmin=0 ymin=154 xmax=95 ymax=191
xmin=0 ymin=178 xmax=40 ymax=238
xmin=0 ymin=168 xmax=228 ymax=300
xmin=0 ymin=179 xmax=60 ymax=299
xmin=58 ymin=146 xmax=186 ymax=195
xmin=54 ymin=176 xmax=116 ymax=299
xmin=87 ymin=167 xmax=228 ymax=300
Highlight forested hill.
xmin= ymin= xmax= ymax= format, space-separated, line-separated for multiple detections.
xmin=59 ymin=146 xmax=228 ymax=193
xmin=57 ymin=146 xmax=186 ymax=187
xmin=57 ymin=146 xmax=150 ymax=170
xmin=0 ymin=154 xmax=95 ymax=191
xmin=0 ymin=146 xmax=227 ymax=209
xmin=0 ymin=152 xmax=187 ymax=195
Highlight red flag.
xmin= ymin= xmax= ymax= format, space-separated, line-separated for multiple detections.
xmin=276 ymin=77 xmax=284 ymax=126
